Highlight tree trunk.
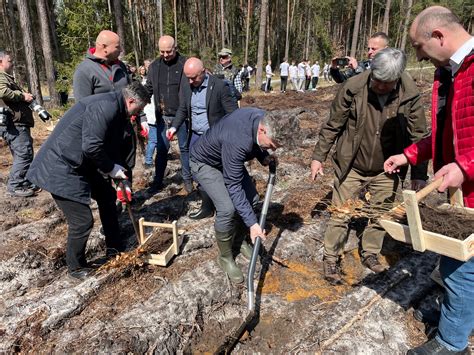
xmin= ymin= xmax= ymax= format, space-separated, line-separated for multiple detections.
xmin=6 ymin=0 xmax=19 ymax=80
xmin=157 ymin=0 xmax=163 ymax=37
xmin=284 ymin=0 xmax=290 ymax=60
xmin=17 ymin=0 xmax=42 ymax=104
xmin=112 ymin=0 xmax=126 ymax=56
xmin=255 ymin=0 xmax=268 ymax=89
xmin=45 ymin=0 xmax=61 ymax=60
xmin=220 ymin=0 xmax=225 ymax=48
xmin=304 ymin=19 xmax=310 ymax=59
xmin=350 ymin=0 xmax=363 ymax=58
xmin=400 ymin=0 xmax=413 ymax=51
xmin=382 ymin=0 xmax=392 ymax=34
xmin=36 ymin=0 xmax=59 ymax=106
xmin=127 ymin=0 xmax=140 ymax=66
xmin=173 ymin=0 xmax=178 ymax=45
xmin=244 ymin=0 xmax=251 ymax=63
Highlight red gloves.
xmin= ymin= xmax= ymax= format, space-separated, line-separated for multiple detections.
xmin=140 ymin=122 xmax=149 ymax=138
xmin=116 ymin=181 xmax=132 ymax=204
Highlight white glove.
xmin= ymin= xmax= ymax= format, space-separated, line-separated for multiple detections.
xmin=140 ymin=121 xmax=149 ymax=136
xmin=108 ymin=164 xmax=127 ymax=180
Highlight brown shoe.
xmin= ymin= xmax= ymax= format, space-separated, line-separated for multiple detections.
xmin=323 ymin=257 xmax=343 ymax=285
xmin=362 ymin=255 xmax=387 ymax=273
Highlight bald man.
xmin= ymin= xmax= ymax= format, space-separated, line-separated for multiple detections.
xmin=383 ymin=6 xmax=474 ymax=355
xmin=144 ymin=35 xmax=192 ymax=194
xmin=168 ymin=57 xmax=237 ymax=219
xmin=330 ymin=32 xmax=389 ymax=83
xmin=73 ymin=30 xmax=129 ymax=100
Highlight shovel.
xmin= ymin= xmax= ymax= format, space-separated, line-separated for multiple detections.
xmin=215 ymin=161 xmax=277 ymax=354
xmin=117 ymin=180 xmax=141 ymax=245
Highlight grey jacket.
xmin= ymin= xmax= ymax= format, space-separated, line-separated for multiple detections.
xmin=73 ymin=50 xmax=130 ymax=101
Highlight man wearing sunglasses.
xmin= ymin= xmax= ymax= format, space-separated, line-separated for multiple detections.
xmin=213 ymin=48 xmax=242 ymax=102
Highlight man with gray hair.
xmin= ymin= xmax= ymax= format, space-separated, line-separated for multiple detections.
xmin=310 ymin=48 xmax=428 ymax=284
xmin=26 ymin=82 xmax=150 ymax=280
xmin=190 ymin=107 xmax=298 ymax=284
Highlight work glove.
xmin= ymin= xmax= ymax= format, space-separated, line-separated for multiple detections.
xmin=140 ymin=121 xmax=149 ymax=138
xmin=108 ymin=164 xmax=127 ymax=180
xmin=166 ymin=127 xmax=176 ymax=141
xmin=116 ymin=180 xmax=132 ymax=204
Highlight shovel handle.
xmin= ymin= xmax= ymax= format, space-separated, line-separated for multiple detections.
xmin=415 ymin=178 xmax=443 ymax=202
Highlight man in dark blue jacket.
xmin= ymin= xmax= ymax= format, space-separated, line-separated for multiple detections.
xmin=26 ymin=82 xmax=150 ymax=280
xmin=190 ymin=107 xmax=297 ymax=283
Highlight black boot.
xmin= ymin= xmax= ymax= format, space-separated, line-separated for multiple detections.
xmin=189 ymin=189 xmax=214 ymax=220
xmin=407 ymin=338 xmax=469 ymax=354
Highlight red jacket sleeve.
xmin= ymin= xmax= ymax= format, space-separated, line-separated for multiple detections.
xmin=404 ymin=135 xmax=432 ymax=166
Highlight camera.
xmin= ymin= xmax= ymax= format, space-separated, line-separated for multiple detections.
xmin=0 ymin=106 xmax=12 ymax=126
xmin=335 ymin=57 xmax=349 ymax=67
xmin=29 ymin=97 xmax=52 ymax=122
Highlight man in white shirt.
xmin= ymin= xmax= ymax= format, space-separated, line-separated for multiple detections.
xmin=265 ymin=60 xmax=274 ymax=93
xmin=289 ymin=60 xmax=298 ymax=91
xmin=279 ymin=58 xmax=290 ymax=93
xmin=310 ymin=61 xmax=320 ymax=91
xmin=297 ymin=60 xmax=306 ymax=92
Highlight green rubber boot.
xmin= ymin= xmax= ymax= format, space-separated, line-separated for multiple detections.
xmin=215 ymin=230 xmax=244 ymax=284
xmin=233 ymin=219 xmax=253 ymax=260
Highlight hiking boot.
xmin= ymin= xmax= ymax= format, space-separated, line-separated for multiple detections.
xmin=68 ymin=267 xmax=95 ymax=281
xmin=189 ymin=190 xmax=214 ymax=220
xmin=215 ymin=229 xmax=244 ymax=284
xmin=362 ymin=254 xmax=387 ymax=273
xmin=323 ymin=257 xmax=342 ymax=285
xmin=8 ymin=187 xmax=35 ymax=197
xmin=407 ymin=338 xmax=469 ymax=355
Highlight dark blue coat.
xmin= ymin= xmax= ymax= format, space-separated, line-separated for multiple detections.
xmin=190 ymin=107 xmax=269 ymax=227
xmin=26 ymin=91 xmax=132 ymax=204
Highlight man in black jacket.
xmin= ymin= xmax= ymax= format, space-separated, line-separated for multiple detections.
xmin=26 ymin=82 xmax=150 ymax=280
xmin=145 ymin=35 xmax=191 ymax=194
xmin=167 ymin=57 xmax=238 ymax=219
xmin=190 ymin=108 xmax=298 ymax=283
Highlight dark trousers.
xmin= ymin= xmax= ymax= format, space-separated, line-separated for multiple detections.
xmin=244 ymin=78 xmax=250 ymax=92
xmin=1 ymin=125 xmax=34 ymax=191
xmin=305 ymin=76 xmax=311 ymax=90
xmin=153 ymin=115 xmax=191 ymax=187
xmin=280 ymin=76 xmax=288 ymax=92
xmin=53 ymin=174 xmax=125 ymax=271
xmin=311 ymin=76 xmax=319 ymax=90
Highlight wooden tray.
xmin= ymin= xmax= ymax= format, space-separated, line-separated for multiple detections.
xmin=138 ymin=218 xmax=183 ymax=266
xmin=380 ymin=187 xmax=474 ymax=261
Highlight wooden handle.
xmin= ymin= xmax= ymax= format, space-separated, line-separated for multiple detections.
xmin=415 ymin=178 xmax=443 ymax=201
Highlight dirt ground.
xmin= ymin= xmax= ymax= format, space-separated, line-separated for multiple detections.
xmin=1 ymin=81 xmax=473 ymax=354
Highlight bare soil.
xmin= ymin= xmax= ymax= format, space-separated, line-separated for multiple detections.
xmin=1 ymin=83 xmax=472 ymax=353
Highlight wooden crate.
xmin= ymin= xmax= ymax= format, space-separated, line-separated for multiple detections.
xmin=380 ymin=188 xmax=474 ymax=261
xmin=138 ymin=218 xmax=183 ymax=266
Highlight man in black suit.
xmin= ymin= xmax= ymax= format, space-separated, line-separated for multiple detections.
xmin=167 ymin=57 xmax=238 ymax=219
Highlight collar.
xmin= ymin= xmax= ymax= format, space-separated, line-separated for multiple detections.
xmin=449 ymin=37 xmax=474 ymax=76
xmin=200 ymin=74 xmax=209 ymax=88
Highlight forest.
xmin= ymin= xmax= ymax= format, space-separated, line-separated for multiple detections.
xmin=0 ymin=0 xmax=472 ymax=107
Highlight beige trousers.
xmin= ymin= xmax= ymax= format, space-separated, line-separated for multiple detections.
xmin=323 ymin=169 xmax=399 ymax=261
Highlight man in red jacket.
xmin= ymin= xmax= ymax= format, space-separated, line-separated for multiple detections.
xmin=384 ymin=6 xmax=474 ymax=354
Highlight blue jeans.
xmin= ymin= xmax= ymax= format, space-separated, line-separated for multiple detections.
xmin=436 ymin=256 xmax=474 ymax=351
xmin=153 ymin=116 xmax=191 ymax=187
xmin=1 ymin=125 xmax=34 ymax=191
xmin=145 ymin=124 xmax=157 ymax=165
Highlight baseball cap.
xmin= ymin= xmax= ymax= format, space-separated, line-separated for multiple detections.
xmin=218 ymin=48 xmax=232 ymax=56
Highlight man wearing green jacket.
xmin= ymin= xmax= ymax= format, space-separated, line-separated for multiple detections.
xmin=310 ymin=48 xmax=428 ymax=284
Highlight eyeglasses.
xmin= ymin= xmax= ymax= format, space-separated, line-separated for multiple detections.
xmin=219 ymin=55 xmax=230 ymax=59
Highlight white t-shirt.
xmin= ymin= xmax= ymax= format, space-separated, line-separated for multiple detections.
xmin=297 ymin=62 xmax=306 ymax=78
xmin=247 ymin=66 xmax=253 ymax=78
xmin=279 ymin=62 xmax=289 ymax=76
xmin=265 ymin=64 xmax=273 ymax=78
xmin=289 ymin=65 xmax=297 ymax=78
xmin=143 ymin=94 xmax=156 ymax=125
xmin=311 ymin=64 xmax=320 ymax=77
